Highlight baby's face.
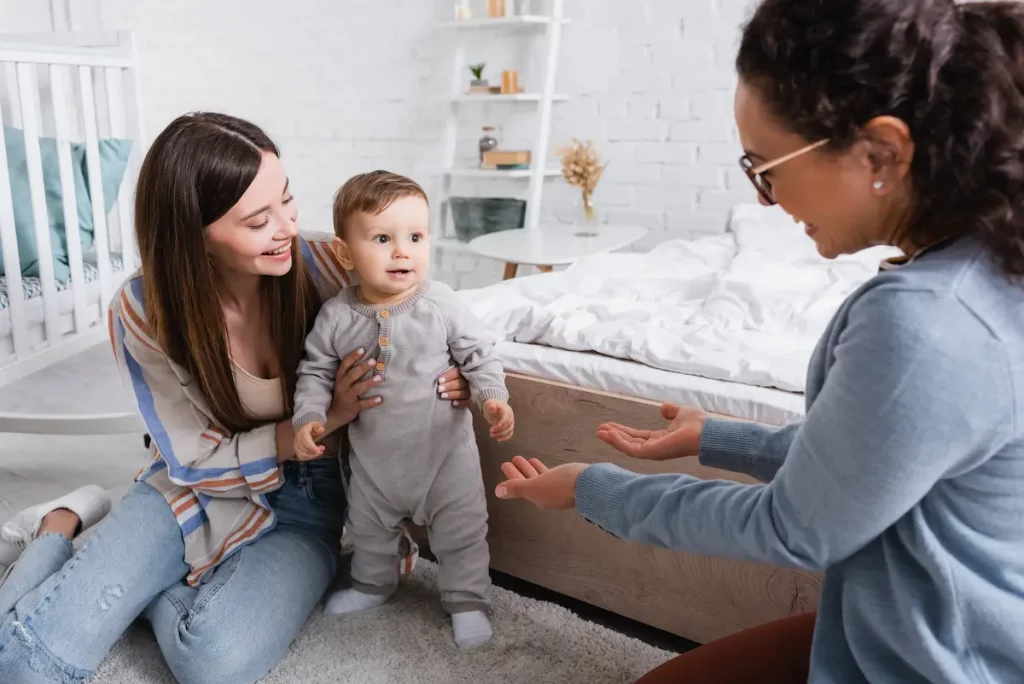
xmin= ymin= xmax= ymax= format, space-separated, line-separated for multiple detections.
xmin=340 ymin=195 xmax=431 ymax=300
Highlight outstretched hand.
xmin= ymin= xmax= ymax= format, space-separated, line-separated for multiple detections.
xmin=596 ymin=403 xmax=708 ymax=461
xmin=495 ymin=456 xmax=586 ymax=510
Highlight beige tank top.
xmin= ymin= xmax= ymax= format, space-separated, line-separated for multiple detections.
xmin=233 ymin=364 xmax=285 ymax=421
xmin=233 ymin=364 xmax=340 ymax=456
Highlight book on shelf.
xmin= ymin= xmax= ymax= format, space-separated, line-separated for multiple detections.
xmin=481 ymin=149 xmax=532 ymax=168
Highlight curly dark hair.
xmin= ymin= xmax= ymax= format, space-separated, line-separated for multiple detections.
xmin=737 ymin=0 xmax=1024 ymax=277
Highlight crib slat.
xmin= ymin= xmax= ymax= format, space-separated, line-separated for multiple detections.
xmin=105 ymin=66 xmax=134 ymax=274
xmin=78 ymin=65 xmax=112 ymax=305
xmin=17 ymin=62 xmax=61 ymax=343
xmin=2 ymin=62 xmax=21 ymax=127
xmin=122 ymin=31 xmax=145 ymax=269
xmin=50 ymin=64 xmax=88 ymax=334
xmin=0 ymin=79 xmax=31 ymax=358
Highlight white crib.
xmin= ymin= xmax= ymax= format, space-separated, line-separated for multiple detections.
xmin=0 ymin=31 xmax=145 ymax=434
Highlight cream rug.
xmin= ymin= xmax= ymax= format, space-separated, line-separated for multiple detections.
xmin=91 ymin=560 xmax=673 ymax=683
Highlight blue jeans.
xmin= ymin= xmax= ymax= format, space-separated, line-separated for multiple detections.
xmin=0 ymin=459 xmax=345 ymax=684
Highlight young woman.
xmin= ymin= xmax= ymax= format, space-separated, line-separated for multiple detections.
xmin=0 ymin=112 xmax=473 ymax=683
xmin=496 ymin=0 xmax=1024 ymax=682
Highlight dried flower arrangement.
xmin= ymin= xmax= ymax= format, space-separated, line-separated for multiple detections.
xmin=556 ymin=138 xmax=608 ymax=222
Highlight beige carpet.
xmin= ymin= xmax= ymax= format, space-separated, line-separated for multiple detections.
xmin=92 ymin=559 xmax=672 ymax=683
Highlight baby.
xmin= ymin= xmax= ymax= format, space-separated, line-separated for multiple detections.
xmin=292 ymin=170 xmax=514 ymax=649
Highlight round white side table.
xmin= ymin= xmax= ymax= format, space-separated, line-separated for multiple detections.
xmin=467 ymin=224 xmax=647 ymax=279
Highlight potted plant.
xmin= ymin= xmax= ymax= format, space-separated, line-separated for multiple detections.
xmin=469 ymin=63 xmax=487 ymax=88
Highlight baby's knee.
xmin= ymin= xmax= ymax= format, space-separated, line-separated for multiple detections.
xmin=430 ymin=517 xmax=488 ymax=553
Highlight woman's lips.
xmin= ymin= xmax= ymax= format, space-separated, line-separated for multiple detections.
xmin=261 ymin=243 xmax=292 ymax=260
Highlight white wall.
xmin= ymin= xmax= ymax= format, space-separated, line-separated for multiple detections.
xmin=0 ymin=1 xmax=56 ymax=31
xmin=14 ymin=0 xmax=758 ymax=288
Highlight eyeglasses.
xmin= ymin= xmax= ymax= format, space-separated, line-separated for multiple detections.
xmin=739 ymin=139 xmax=829 ymax=205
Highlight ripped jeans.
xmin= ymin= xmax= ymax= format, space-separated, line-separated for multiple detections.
xmin=0 ymin=459 xmax=345 ymax=684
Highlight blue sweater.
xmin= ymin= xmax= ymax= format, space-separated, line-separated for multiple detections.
xmin=575 ymin=236 xmax=1024 ymax=683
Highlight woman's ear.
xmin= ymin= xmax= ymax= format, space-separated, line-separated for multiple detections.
xmin=331 ymin=236 xmax=355 ymax=271
xmin=862 ymin=115 xmax=915 ymax=186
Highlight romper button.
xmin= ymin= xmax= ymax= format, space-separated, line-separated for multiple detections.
xmin=375 ymin=362 xmax=386 ymax=372
xmin=379 ymin=336 xmax=389 ymax=346
xmin=379 ymin=309 xmax=390 ymax=318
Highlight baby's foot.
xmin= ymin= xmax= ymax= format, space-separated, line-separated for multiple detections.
xmin=451 ymin=610 xmax=492 ymax=649
xmin=324 ymin=588 xmax=391 ymax=615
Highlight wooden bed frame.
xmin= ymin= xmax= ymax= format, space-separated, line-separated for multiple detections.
xmin=470 ymin=371 xmax=821 ymax=645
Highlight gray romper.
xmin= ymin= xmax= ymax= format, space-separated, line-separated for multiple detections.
xmin=292 ymin=280 xmax=508 ymax=614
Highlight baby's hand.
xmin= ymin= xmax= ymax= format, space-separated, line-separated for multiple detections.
xmin=295 ymin=422 xmax=326 ymax=461
xmin=483 ymin=399 xmax=514 ymax=443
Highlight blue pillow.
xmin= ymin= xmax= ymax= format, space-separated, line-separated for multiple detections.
xmin=0 ymin=127 xmax=132 ymax=282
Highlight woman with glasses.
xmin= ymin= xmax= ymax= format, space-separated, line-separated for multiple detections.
xmin=495 ymin=0 xmax=1024 ymax=682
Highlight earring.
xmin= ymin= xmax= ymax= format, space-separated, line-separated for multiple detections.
xmin=873 ymin=180 xmax=884 ymax=189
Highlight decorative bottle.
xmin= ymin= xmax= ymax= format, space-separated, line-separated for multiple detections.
xmin=479 ymin=126 xmax=498 ymax=166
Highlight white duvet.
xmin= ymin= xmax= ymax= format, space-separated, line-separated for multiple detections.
xmin=456 ymin=204 xmax=901 ymax=393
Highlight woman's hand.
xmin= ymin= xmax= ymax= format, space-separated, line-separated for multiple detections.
xmin=596 ymin=403 xmax=708 ymax=461
xmin=326 ymin=354 xmax=474 ymax=431
xmin=437 ymin=367 xmax=472 ymax=407
xmin=494 ymin=456 xmax=587 ymax=510
xmin=326 ymin=349 xmax=384 ymax=430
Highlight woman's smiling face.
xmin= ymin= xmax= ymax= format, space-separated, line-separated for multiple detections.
xmin=204 ymin=151 xmax=300 ymax=278
xmin=734 ymin=80 xmax=897 ymax=259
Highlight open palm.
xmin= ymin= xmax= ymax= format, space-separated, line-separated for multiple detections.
xmin=596 ymin=403 xmax=707 ymax=461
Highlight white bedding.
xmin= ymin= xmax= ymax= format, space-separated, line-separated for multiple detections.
xmin=458 ymin=204 xmax=900 ymax=394
xmin=497 ymin=341 xmax=805 ymax=425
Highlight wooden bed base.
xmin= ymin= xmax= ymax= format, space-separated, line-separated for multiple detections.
xmin=470 ymin=372 xmax=821 ymax=645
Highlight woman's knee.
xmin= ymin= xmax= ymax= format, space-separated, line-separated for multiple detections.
xmin=91 ymin=484 xmax=181 ymax=553
xmin=636 ymin=612 xmax=816 ymax=684
xmin=0 ymin=612 xmax=95 ymax=684
xmin=167 ymin=627 xmax=285 ymax=684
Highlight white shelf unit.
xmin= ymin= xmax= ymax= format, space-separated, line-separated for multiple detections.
xmin=451 ymin=93 xmax=569 ymax=102
xmin=449 ymin=167 xmax=562 ymax=179
xmin=435 ymin=15 xmax=568 ymax=29
xmin=432 ymin=237 xmax=477 ymax=255
xmin=432 ymin=0 xmax=566 ymax=250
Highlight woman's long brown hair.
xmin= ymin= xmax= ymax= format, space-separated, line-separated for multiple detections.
xmin=134 ymin=112 xmax=321 ymax=433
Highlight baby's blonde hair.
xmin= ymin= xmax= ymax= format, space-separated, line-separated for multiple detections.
xmin=332 ymin=170 xmax=428 ymax=239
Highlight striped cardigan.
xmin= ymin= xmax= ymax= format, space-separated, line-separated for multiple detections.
xmin=109 ymin=237 xmax=351 ymax=585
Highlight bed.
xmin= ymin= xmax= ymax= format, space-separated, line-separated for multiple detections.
xmin=0 ymin=31 xmax=144 ymax=435
xmin=452 ymin=205 xmax=898 ymax=644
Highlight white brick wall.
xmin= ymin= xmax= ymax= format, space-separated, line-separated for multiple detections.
xmin=24 ymin=0 xmax=758 ymax=289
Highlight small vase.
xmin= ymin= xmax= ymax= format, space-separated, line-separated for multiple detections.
xmin=577 ymin=190 xmax=600 ymax=236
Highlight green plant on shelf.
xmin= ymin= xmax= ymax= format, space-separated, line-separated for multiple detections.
xmin=469 ymin=63 xmax=486 ymax=80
